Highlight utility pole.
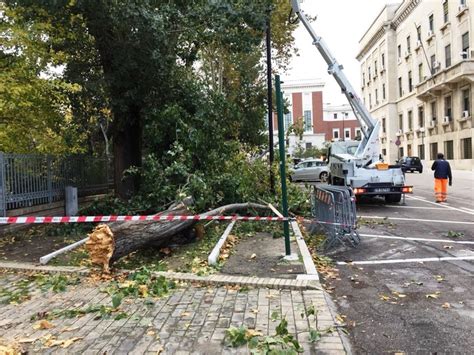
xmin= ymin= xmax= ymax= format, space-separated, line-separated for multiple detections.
xmin=275 ymin=75 xmax=291 ymax=257
xmin=266 ymin=15 xmax=275 ymax=194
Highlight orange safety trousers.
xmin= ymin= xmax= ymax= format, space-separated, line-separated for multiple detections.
xmin=434 ymin=178 xmax=448 ymax=202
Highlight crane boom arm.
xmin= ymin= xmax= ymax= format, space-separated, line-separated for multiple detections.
xmin=290 ymin=0 xmax=381 ymax=163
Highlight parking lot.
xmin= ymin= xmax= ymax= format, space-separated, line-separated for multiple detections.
xmin=320 ymin=169 xmax=474 ymax=353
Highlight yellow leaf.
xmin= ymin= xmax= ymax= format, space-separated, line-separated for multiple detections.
xmin=118 ymin=280 xmax=136 ymax=289
xmin=139 ymin=285 xmax=148 ymax=298
xmin=18 ymin=338 xmax=37 ymax=344
xmin=33 ymin=320 xmax=54 ymax=330
xmin=245 ymin=329 xmax=263 ymax=338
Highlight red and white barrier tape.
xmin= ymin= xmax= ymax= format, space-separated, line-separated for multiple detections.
xmin=0 ymin=215 xmax=291 ymax=224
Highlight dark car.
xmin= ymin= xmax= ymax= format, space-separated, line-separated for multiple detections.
xmin=398 ymin=156 xmax=423 ymax=173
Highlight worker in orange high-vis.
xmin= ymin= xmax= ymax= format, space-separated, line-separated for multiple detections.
xmin=431 ymin=153 xmax=452 ymax=203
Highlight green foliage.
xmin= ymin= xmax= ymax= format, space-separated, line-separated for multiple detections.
xmin=293 ymin=146 xmax=327 ymax=160
xmin=0 ymin=279 xmax=31 ymax=304
xmin=0 ymin=274 xmax=78 ymax=304
xmin=2 ymin=0 xmax=301 ymax=208
xmin=225 ymin=326 xmax=249 ymax=347
xmin=35 ymin=274 xmax=80 ymax=293
xmin=103 ymin=267 xmax=175 ymax=312
xmin=445 ymin=230 xmax=464 ymax=238
xmin=309 ymin=328 xmax=322 ymax=343
xmin=32 ymin=304 xmax=127 ymax=321
xmin=225 ymin=318 xmax=303 ymax=354
xmin=0 ymin=3 xmax=86 ymax=154
xmin=275 ymin=317 xmax=289 ymax=336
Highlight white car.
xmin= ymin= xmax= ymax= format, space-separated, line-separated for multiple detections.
xmin=290 ymin=159 xmax=329 ymax=182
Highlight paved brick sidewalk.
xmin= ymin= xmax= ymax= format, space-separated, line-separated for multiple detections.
xmin=0 ymin=269 xmax=346 ymax=354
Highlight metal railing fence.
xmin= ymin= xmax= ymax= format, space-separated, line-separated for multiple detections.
xmin=310 ymin=185 xmax=360 ymax=250
xmin=0 ymin=153 xmax=112 ymax=216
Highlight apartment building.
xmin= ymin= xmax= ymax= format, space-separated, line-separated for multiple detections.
xmin=323 ymin=104 xmax=362 ymax=142
xmin=273 ymin=79 xmax=326 ymax=155
xmin=273 ymin=80 xmax=362 ymax=155
xmin=358 ymin=0 xmax=473 ymax=170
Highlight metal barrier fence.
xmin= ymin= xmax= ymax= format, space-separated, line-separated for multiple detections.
xmin=0 ymin=153 xmax=112 ymax=217
xmin=310 ymin=185 xmax=360 ymax=250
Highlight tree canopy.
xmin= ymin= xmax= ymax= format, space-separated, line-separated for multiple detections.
xmin=1 ymin=0 xmax=298 ymax=207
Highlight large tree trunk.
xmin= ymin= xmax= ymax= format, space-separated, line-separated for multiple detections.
xmin=86 ymin=202 xmax=269 ymax=271
xmin=112 ymin=105 xmax=142 ymax=199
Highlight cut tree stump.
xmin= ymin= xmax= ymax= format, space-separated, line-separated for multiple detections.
xmin=86 ymin=202 xmax=269 ymax=271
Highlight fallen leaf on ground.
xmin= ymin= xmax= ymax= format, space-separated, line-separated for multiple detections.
xmin=61 ymin=337 xmax=83 ymax=348
xmin=0 ymin=339 xmax=24 ymax=354
xmin=118 ymin=280 xmax=136 ymax=289
xmin=442 ymin=302 xmax=451 ymax=309
xmin=245 ymin=329 xmax=263 ymax=338
xmin=61 ymin=326 xmax=80 ymax=333
xmin=251 ymin=309 xmax=259 ymax=314
xmin=379 ymin=295 xmax=390 ymax=301
xmin=250 ymin=253 xmax=257 ymax=260
xmin=180 ymin=312 xmax=190 ymax=317
xmin=426 ymin=293 xmax=439 ymax=299
xmin=18 ymin=338 xmax=38 ymax=344
xmin=435 ymin=275 xmax=445 ymax=282
xmin=33 ymin=320 xmax=54 ymax=330
xmin=43 ymin=335 xmax=83 ymax=348
xmin=139 ymin=285 xmax=149 ymax=298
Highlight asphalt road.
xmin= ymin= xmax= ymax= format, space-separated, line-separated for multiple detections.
xmin=320 ymin=169 xmax=474 ymax=354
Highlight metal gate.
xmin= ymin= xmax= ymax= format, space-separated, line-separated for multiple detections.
xmin=310 ymin=185 xmax=360 ymax=250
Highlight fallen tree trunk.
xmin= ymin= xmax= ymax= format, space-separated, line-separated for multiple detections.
xmin=86 ymin=202 xmax=269 ymax=272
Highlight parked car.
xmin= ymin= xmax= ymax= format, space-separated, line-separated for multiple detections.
xmin=398 ymin=156 xmax=423 ymax=173
xmin=290 ymin=159 xmax=329 ymax=182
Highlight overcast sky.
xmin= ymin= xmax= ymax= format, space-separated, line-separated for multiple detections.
xmin=284 ymin=0 xmax=396 ymax=106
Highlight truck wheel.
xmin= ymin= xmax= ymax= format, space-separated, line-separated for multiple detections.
xmin=319 ymin=172 xmax=329 ymax=182
xmin=385 ymin=194 xmax=402 ymax=203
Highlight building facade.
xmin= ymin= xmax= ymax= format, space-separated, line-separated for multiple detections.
xmin=358 ymin=0 xmax=474 ymax=170
xmin=273 ymin=80 xmax=362 ymax=156
xmin=323 ymin=104 xmax=362 ymax=142
xmin=273 ymin=79 xmax=326 ymax=156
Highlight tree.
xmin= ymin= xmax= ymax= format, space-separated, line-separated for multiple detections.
xmin=3 ymin=0 xmax=298 ymax=205
xmin=0 ymin=2 xmax=85 ymax=154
